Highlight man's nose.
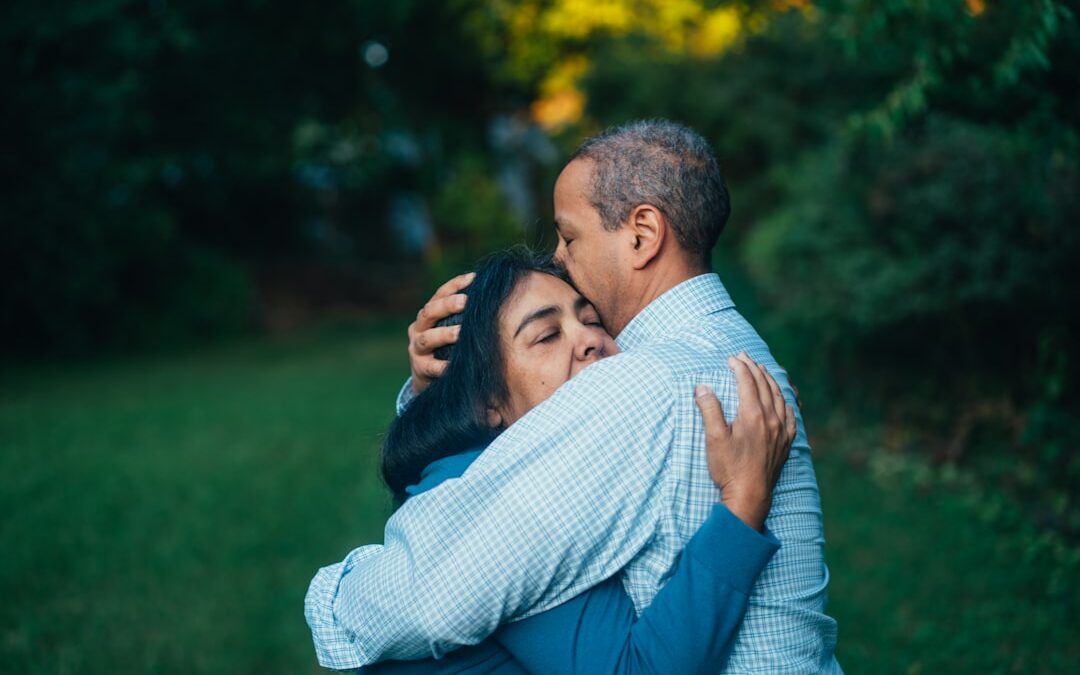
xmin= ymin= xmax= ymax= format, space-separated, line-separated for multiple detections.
xmin=553 ymin=239 xmax=567 ymax=264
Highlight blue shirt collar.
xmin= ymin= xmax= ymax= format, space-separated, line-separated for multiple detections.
xmin=404 ymin=448 xmax=485 ymax=498
xmin=615 ymin=273 xmax=736 ymax=352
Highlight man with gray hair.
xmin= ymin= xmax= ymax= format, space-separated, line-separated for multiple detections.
xmin=308 ymin=120 xmax=841 ymax=672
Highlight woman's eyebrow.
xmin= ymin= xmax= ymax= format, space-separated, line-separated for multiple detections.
xmin=514 ymin=305 xmax=560 ymax=337
xmin=573 ymin=296 xmax=590 ymax=312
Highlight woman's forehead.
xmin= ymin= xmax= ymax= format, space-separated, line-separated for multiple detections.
xmin=503 ymin=273 xmax=584 ymax=323
xmin=519 ymin=272 xmax=580 ymax=303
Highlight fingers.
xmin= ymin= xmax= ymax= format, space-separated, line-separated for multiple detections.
xmin=418 ymin=358 xmax=448 ymax=381
xmin=695 ymin=385 xmax=730 ymax=441
xmin=785 ymin=404 xmax=797 ymax=446
xmin=737 ymin=353 xmax=773 ymax=418
xmin=433 ymin=272 xmax=476 ymax=301
xmin=769 ymin=404 xmax=797 ymax=488
xmin=415 ymin=293 xmax=468 ymax=333
xmin=728 ymin=356 xmax=762 ymax=421
xmin=406 ymin=272 xmax=473 ymax=393
xmin=408 ymin=323 xmax=459 ymax=391
xmin=412 ymin=325 xmax=461 ymax=356
xmin=780 ymin=366 xmax=803 ymax=409
xmin=414 ymin=272 xmax=474 ymax=333
xmin=759 ymin=364 xmax=786 ymax=422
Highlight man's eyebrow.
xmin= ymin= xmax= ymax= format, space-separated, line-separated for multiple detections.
xmin=514 ymin=305 xmax=560 ymax=338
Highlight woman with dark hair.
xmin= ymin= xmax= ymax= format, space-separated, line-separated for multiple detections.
xmin=369 ymin=249 xmax=794 ymax=674
xmin=380 ymin=252 xmax=601 ymax=505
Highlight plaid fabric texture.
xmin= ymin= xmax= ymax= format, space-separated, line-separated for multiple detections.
xmin=306 ymin=274 xmax=841 ymax=673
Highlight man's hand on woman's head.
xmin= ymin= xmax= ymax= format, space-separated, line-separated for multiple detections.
xmin=694 ymin=353 xmax=796 ymax=532
xmin=407 ymin=272 xmax=474 ymax=394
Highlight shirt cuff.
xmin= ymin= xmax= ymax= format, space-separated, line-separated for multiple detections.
xmin=395 ymin=377 xmax=417 ymax=416
xmin=305 ymin=555 xmax=372 ymax=670
xmin=684 ymin=504 xmax=781 ymax=595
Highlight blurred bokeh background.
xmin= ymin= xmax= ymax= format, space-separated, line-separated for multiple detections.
xmin=2 ymin=0 xmax=1078 ymax=672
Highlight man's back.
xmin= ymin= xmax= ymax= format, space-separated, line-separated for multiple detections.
xmin=615 ymin=274 xmax=837 ymax=671
xmin=307 ymin=274 xmax=840 ymax=673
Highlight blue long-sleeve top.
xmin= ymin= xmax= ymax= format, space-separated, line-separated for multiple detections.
xmin=362 ymin=448 xmax=780 ymax=674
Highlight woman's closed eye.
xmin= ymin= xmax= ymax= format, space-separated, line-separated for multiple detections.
xmin=580 ymin=310 xmax=603 ymax=328
xmin=537 ymin=329 xmax=561 ymax=344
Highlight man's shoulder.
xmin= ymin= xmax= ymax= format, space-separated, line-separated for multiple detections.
xmin=548 ymin=348 xmax=678 ymax=407
xmin=631 ymin=312 xmax=750 ymax=375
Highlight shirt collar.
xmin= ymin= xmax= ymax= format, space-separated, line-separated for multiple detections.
xmin=404 ymin=447 xmax=485 ymax=498
xmin=615 ymin=273 xmax=735 ymax=352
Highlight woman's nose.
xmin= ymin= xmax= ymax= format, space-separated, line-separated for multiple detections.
xmin=575 ymin=326 xmax=605 ymax=361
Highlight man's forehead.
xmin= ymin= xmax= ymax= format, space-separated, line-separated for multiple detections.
xmin=557 ymin=157 xmax=594 ymax=190
xmin=554 ymin=161 xmax=595 ymax=226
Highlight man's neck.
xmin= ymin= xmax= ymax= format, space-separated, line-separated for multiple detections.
xmin=610 ymin=261 xmax=709 ymax=337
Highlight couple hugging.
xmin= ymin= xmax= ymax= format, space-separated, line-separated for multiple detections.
xmin=306 ymin=120 xmax=841 ymax=673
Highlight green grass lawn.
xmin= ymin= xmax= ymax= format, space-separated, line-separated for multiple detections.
xmin=2 ymin=324 xmax=1077 ymax=674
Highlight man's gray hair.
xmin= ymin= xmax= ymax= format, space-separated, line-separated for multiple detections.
xmin=569 ymin=119 xmax=730 ymax=266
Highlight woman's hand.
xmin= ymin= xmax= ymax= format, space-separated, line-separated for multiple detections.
xmin=694 ymin=353 xmax=796 ymax=532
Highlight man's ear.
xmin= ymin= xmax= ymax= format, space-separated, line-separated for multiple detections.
xmin=626 ymin=204 xmax=666 ymax=270
xmin=486 ymin=406 xmax=504 ymax=429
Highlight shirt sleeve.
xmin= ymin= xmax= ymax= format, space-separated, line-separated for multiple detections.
xmin=493 ymin=504 xmax=780 ymax=674
xmin=395 ymin=377 xmax=416 ymax=416
xmin=358 ymin=639 xmax=526 ymax=675
xmin=721 ymin=361 xmax=841 ymax=674
xmin=308 ymin=352 xmax=678 ymax=668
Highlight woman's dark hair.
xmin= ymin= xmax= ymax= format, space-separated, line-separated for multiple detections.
xmin=381 ymin=248 xmax=569 ymax=504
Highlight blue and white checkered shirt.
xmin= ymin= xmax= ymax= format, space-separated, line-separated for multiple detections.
xmin=306 ymin=273 xmax=841 ymax=673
